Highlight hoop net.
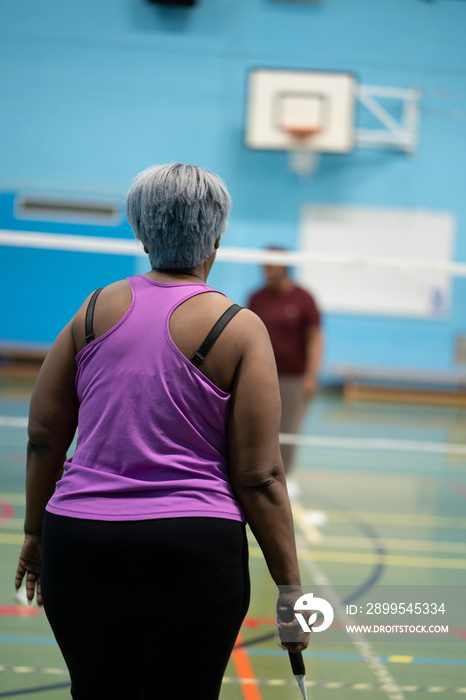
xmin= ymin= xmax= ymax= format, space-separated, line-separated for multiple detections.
xmin=286 ymin=126 xmax=321 ymax=176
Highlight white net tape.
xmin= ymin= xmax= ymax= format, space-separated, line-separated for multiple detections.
xmin=1 ymin=229 xmax=466 ymax=277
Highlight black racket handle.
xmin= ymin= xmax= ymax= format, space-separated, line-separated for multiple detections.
xmin=288 ymin=650 xmax=305 ymax=676
xmin=277 ymin=603 xmax=306 ymax=675
xmin=277 ymin=603 xmax=294 ymax=623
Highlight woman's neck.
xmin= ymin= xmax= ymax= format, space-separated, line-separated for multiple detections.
xmin=144 ymin=267 xmax=206 ymax=284
xmin=144 ymin=248 xmax=217 ymax=284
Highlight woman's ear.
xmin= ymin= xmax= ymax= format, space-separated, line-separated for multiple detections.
xmin=214 ymin=237 xmax=220 ymax=250
xmin=143 ymin=246 xmax=149 ymax=254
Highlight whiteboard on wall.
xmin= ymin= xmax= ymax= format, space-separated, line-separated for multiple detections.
xmin=298 ymin=205 xmax=456 ymax=317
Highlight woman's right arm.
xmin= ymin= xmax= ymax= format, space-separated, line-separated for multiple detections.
xmin=15 ymin=321 xmax=79 ymax=605
xmin=227 ymin=310 xmax=307 ymax=651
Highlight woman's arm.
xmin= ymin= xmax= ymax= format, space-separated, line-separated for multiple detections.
xmin=302 ymin=325 xmax=323 ymax=398
xmin=15 ymin=321 xmax=79 ymax=605
xmin=227 ymin=311 xmax=308 ymax=651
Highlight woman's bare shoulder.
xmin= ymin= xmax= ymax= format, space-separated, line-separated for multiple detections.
xmin=72 ymin=279 xmax=132 ymax=352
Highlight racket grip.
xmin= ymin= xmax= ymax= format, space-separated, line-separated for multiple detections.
xmin=288 ymin=650 xmax=305 ymax=676
xmin=277 ymin=603 xmax=294 ymax=623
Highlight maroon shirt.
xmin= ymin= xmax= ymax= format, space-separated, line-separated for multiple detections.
xmin=248 ymin=285 xmax=320 ymax=375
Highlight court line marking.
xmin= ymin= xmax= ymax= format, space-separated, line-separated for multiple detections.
xmin=305 ymin=535 xmax=466 ymax=556
xmin=0 ymin=682 xmax=70 ymax=698
xmin=4 ymin=533 xmax=466 ymax=568
xmin=0 ymin=492 xmax=466 ymax=529
xmin=280 ymin=432 xmax=466 ymax=456
xmin=0 ymin=636 xmax=56 ymax=645
xmin=222 ymin=678 xmax=466 ymax=693
xmin=3 ymin=650 xmax=466 ymax=671
xmin=291 ymin=501 xmax=406 ymax=700
xmin=3 ymin=416 xmax=466 ymax=456
xmin=231 ymin=632 xmax=263 ymax=700
xmin=243 ymin=650 xmax=466 ymax=666
xmin=0 ymin=607 xmax=40 ymax=618
xmin=247 ymin=546 xmax=466 ymax=570
xmin=0 ymin=534 xmax=24 ymax=545
xmin=1 ymin=664 xmax=466 ymax=693
xmin=318 ymin=510 xmax=466 ymax=529
xmin=0 ymin=417 xmax=28 ymax=429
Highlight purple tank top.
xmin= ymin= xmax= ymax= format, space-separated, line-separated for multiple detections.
xmin=46 ymin=274 xmax=245 ymax=523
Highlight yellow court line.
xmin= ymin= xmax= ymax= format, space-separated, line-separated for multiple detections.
xmin=322 ymin=510 xmax=466 ymax=529
xmin=248 ymin=547 xmax=466 ymax=570
xmin=309 ymin=535 xmax=466 ymax=555
xmin=290 ymin=499 xmax=323 ymax=544
xmin=3 ymin=531 xmax=465 ymax=570
xmin=299 ymin=549 xmax=466 ymax=570
xmin=0 ymin=534 xmax=23 ymax=544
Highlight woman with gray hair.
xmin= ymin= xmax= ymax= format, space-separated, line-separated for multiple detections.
xmin=15 ymin=163 xmax=307 ymax=699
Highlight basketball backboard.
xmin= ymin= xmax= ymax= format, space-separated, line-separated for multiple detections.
xmin=245 ymin=68 xmax=356 ymax=154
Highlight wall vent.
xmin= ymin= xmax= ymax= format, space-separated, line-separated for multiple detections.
xmin=17 ymin=197 xmax=121 ymax=224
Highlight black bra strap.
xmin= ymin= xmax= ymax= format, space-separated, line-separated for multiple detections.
xmin=85 ymin=288 xmax=103 ymax=344
xmin=191 ymin=304 xmax=242 ymax=368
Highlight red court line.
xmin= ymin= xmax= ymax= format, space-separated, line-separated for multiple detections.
xmin=231 ymin=631 xmax=263 ymax=700
xmin=243 ymin=617 xmax=275 ymax=628
xmin=0 ymin=605 xmax=40 ymax=617
xmin=0 ymin=498 xmax=14 ymax=522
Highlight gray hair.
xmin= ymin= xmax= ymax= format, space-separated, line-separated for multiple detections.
xmin=126 ymin=163 xmax=231 ymax=270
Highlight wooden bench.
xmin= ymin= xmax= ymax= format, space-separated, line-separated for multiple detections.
xmin=332 ymin=365 xmax=466 ymax=406
xmin=0 ymin=345 xmax=47 ymax=378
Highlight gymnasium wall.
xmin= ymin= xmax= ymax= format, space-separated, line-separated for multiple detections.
xmin=1 ymin=0 xmax=465 ymax=381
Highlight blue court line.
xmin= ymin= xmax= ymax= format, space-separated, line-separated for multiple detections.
xmin=0 ymin=683 xmax=69 ymax=697
xmin=246 ymin=649 xmax=466 ymax=666
xmin=0 ymin=636 xmax=56 ymax=645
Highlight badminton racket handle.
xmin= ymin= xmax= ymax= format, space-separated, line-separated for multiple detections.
xmin=277 ymin=603 xmax=294 ymax=623
xmin=288 ymin=650 xmax=305 ymax=676
xmin=277 ymin=603 xmax=306 ymax=673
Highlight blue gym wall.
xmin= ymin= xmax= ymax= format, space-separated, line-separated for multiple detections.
xmin=1 ymin=0 xmax=465 ymax=380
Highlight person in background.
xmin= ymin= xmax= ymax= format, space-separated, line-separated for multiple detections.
xmin=248 ymin=249 xmax=323 ymax=498
xmin=15 ymin=165 xmax=307 ymax=700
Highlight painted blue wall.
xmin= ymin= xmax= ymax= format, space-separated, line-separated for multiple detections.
xmin=1 ymin=0 xmax=465 ymax=379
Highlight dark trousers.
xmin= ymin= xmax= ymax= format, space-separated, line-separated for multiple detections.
xmin=41 ymin=512 xmax=250 ymax=699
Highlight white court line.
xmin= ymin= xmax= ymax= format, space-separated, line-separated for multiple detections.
xmin=1 ymin=417 xmax=466 ymax=456
xmin=0 ymin=417 xmax=28 ymax=428
xmin=292 ymin=500 xmax=406 ymax=700
xmin=280 ymin=432 xmax=466 ymax=456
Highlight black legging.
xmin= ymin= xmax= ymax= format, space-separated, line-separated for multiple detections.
xmin=41 ymin=512 xmax=250 ymax=699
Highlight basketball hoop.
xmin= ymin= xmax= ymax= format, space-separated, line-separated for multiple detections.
xmin=285 ymin=126 xmax=321 ymax=177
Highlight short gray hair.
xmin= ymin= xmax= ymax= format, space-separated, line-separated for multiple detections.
xmin=126 ymin=163 xmax=231 ymax=270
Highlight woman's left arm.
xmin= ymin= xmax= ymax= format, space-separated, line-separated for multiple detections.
xmin=15 ymin=321 xmax=79 ymax=605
